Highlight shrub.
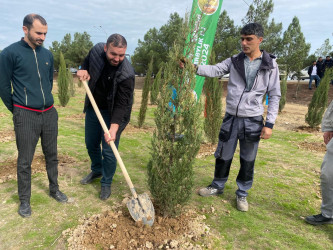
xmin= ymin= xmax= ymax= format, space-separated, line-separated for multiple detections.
xmin=150 ymin=65 xmax=163 ymax=105
xmin=279 ymin=77 xmax=287 ymax=112
xmin=203 ymin=50 xmax=223 ymax=144
xmin=58 ymin=52 xmax=70 ymax=107
xmin=305 ymin=68 xmax=333 ymax=127
xmin=138 ymin=57 xmax=153 ymax=127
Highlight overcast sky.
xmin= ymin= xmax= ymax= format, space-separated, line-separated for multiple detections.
xmin=0 ymin=0 xmax=332 ymax=57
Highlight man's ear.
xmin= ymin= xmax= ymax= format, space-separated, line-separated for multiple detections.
xmin=104 ymin=44 xmax=107 ymax=53
xmin=23 ymin=26 xmax=28 ymax=36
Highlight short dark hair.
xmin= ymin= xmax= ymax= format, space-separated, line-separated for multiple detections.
xmin=23 ymin=14 xmax=47 ymax=30
xmin=240 ymin=23 xmax=264 ymax=38
xmin=106 ymin=34 xmax=127 ymax=48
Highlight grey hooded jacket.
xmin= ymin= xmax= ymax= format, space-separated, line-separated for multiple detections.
xmin=322 ymin=101 xmax=333 ymax=132
xmin=197 ymin=50 xmax=281 ymax=128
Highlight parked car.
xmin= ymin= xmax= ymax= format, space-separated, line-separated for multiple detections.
xmin=289 ymin=66 xmax=309 ymax=80
xmin=69 ymin=67 xmax=78 ymax=74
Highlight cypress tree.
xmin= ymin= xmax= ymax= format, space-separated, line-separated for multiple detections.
xmin=147 ymin=18 xmax=202 ymax=216
xmin=68 ymin=69 xmax=75 ymax=97
xmin=137 ymin=57 xmax=153 ymax=127
xmin=279 ymin=77 xmax=287 ymax=112
xmin=305 ymin=68 xmax=333 ymax=128
xmin=203 ymin=50 xmax=223 ymax=144
xmin=150 ymin=65 xmax=163 ymax=105
xmin=58 ymin=52 xmax=70 ymax=107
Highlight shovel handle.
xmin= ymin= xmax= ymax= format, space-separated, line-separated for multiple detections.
xmin=82 ymin=80 xmax=138 ymax=199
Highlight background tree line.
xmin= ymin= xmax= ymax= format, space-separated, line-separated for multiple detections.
xmin=131 ymin=0 xmax=333 ymax=79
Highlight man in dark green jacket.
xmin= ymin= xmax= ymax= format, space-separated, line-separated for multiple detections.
xmin=0 ymin=14 xmax=67 ymax=218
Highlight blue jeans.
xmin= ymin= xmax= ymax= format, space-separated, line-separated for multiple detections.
xmin=85 ymin=106 xmax=120 ymax=187
xmin=309 ymin=75 xmax=320 ymax=89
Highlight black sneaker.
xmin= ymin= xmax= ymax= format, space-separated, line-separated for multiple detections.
xmin=50 ymin=190 xmax=68 ymax=203
xmin=305 ymin=213 xmax=333 ymax=225
xmin=100 ymin=186 xmax=111 ymax=200
xmin=198 ymin=185 xmax=223 ymax=197
xmin=80 ymin=172 xmax=102 ymax=185
xmin=18 ymin=202 xmax=31 ymax=217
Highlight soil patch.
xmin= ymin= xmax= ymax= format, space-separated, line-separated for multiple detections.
xmin=123 ymin=123 xmax=155 ymax=134
xmin=296 ymin=141 xmax=326 ymax=152
xmin=0 ymin=154 xmax=77 ymax=183
xmin=0 ymin=129 xmax=15 ymax=143
xmin=197 ymin=143 xmax=217 ymax=158
xmin=63 ymin=206 xmax=217 ymax=249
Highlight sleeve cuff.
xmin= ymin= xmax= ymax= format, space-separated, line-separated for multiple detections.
xmin=264 ymin=122 xmax=274 ymax=129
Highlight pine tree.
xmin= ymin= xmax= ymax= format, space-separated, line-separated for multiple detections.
xmin=305 ymin=68 xmax=333 ymax=128
xmin=203 ymin=50 xmax=223 ymax=144
xmin=58 ymin=52 xmax=70 ymax=107
xmin=147 ymin=16 xmax=202 ymax=216
xmin=137 ymin=57 xmax=153 ymax=127
xmin=150 ymin=65 xmax=163 ymax=105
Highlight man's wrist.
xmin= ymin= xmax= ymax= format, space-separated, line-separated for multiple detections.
xmin=264 ymin=122 xmax=274 ymax=129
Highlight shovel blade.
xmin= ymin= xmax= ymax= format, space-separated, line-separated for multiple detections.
xmin=126 ymin=193 xmax=155 ymax=226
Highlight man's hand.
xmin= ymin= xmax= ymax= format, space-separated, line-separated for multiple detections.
xmin=323 ymin=131 xmax=333 ymax=145
xmin=104 ymin=123 xmax=119 ymax=143
xmin=77 ymin=70 xmax=90 ymax=81
xmin=260 ymin=127 xmax=272 ymax=139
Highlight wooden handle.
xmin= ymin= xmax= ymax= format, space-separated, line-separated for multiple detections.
xmin=82 ymin=80 xmax=138 ymax=199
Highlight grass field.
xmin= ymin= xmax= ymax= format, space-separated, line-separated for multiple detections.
xmin=0 ymin=78 xmax=332 ymax=249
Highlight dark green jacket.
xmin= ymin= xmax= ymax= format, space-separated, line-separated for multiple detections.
xmin=0 ymin=39 xmax=54 ymax=113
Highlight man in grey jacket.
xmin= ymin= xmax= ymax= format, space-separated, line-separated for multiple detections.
xmin=196 ymin=23 xmax=281 ymax=211
xmin=305 ymin=101 xmax=333 ymax=225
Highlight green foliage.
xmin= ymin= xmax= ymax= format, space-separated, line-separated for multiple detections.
xmin=57 ymin=52 xmax=70 ymax=107
xmin=131 ymin=13 xmax=183 ymax=74
xmin=68 ymin=70 xmax=75 ymax=97
xmin=303 ymin=54 xmax=317 ymax=69
xmin=49 ymin=32 xmax=93 ymax=70
xmin=280 ymin=17 xmax=310 ymax=77
xmin=241 ymin=0 xmax=283 ymax=55
xmin=150 ymin=65 xmax=163 ymax=104
xmin=213 ymin=10 xmax=240 ymax=61
xmin=147 ymin=18 xmax=202 ymax=216
xmin=203 ymin=50 xmax=223 ymax=144
xmin=305 ymin=68 xmax=333 ymax=127
xmin=315 ymin=38 xmax=332 ymax=58
xmin=279 ymin=77 xmax=287 ymax=112
xmin=137 ymin=57 xmax=153 ymax=127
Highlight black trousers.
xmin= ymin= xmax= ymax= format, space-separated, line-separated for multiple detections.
xmin=13 ymin=107 xmax=59 ymax=203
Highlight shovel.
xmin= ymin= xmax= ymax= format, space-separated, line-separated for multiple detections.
xmin=82 ymin=80 xmax=155 ymax=226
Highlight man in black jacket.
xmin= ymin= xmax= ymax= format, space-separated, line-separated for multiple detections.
xmin=77 ymin=34 xmax=135 ymax=200
xmin=0 ymin=14 xmax=67 ymax=218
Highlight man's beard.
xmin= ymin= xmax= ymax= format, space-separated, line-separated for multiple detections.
xmin=27 ymin=32 xmax=44 ymax=47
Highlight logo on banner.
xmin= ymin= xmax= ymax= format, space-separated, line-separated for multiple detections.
xmin=197 ymin=0 xmax=219 ymax=15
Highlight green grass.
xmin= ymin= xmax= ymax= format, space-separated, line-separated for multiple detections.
xmin=0 ymin=83 xmax=332 ymax=249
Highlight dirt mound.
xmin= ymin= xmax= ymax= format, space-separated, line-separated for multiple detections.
xmin=0 ymin=154 xmax=77 ymax=183
xmin=64 ymin=206 xmax=217 ymax=250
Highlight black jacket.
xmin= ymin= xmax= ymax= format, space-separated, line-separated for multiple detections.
xmin=82 ymin=43 xmax=135 ymax=136
xmin=0 ymin=39 xmax=54 ymax=112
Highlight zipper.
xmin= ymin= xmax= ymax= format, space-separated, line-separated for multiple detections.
xmin=33 ymin=49 xmax=46 ymax=107
xmin=235 ymin=87 xmax=246 ymax=117
xmin=24 ymin=87 xmax=28 ymax=105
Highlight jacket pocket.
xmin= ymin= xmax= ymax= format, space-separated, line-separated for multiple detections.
xmin=244 ymin=116 xmax=263 ymax=142
xmin=219 ymin=113 xmax=234 ymax=142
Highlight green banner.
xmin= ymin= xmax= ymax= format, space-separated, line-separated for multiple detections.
xmin=185 ymin=0 xmax=223 ymax=99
